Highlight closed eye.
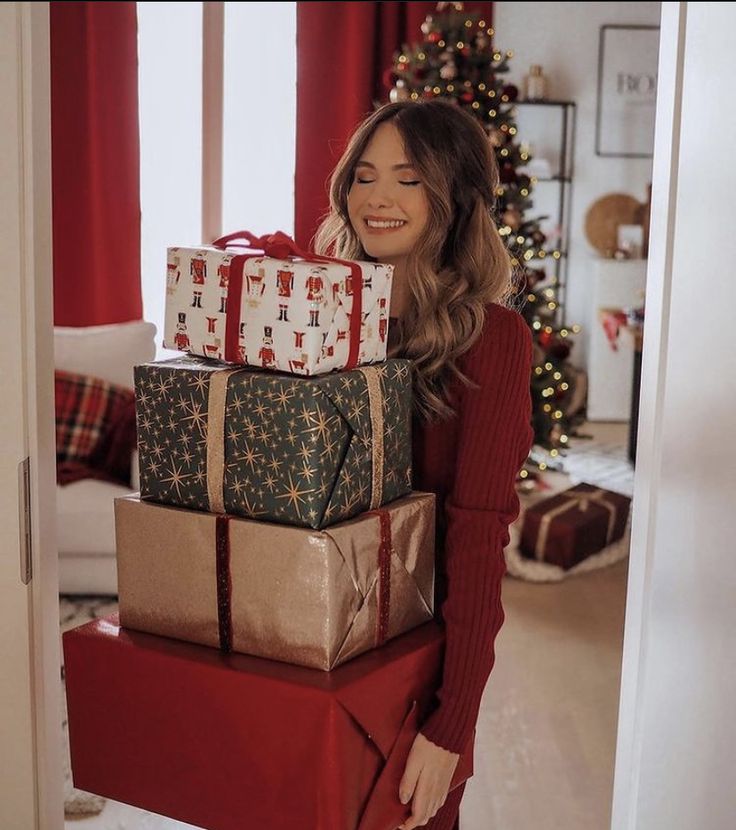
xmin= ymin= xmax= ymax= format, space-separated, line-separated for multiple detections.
xmin=355 ymin=177 xmax=375 ymax=184
xmin=399 ymin=180 xmax=421 ymax=186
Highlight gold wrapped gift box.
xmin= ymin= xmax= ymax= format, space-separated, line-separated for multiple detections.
xmin=115 ymin=491 xmax=435 ymax=671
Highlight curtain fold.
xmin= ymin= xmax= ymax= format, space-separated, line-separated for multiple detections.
xmin=295 ymin=2 xmax=494 ymax=249
xmin=51 ymin=1 xmax=142 ymax=326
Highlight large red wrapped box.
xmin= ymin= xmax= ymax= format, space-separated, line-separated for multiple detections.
xmin=63 ymin=615 xmax=473 ymax=830
xmin=520 ymin=482 xmax=632 ymax=570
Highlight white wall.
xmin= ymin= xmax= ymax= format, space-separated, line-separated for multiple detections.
xmin=611 ymin=3 xmax=736 ymax=828
xmin=494 ymin=2 xmax=661 ymax=369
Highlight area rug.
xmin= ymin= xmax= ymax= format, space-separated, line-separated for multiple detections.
xmin=60 ymin=596 xmax=119 ymax=817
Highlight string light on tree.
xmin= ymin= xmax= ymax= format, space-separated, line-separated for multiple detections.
xmin=385 ymin=2 xmax=584 ymax=461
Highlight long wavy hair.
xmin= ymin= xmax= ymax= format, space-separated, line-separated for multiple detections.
xmin=314 ymin=99 xmax=516 ymax=422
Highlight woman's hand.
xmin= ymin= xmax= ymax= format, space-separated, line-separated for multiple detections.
xmin=397 ymin=732 xmax=460 ymax=829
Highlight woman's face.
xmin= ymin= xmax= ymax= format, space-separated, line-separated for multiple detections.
xmin=347 ymin=122 xmax=429 ymax=268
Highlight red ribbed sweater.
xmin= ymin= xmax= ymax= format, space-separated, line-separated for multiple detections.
xmin=407 ymin=303 xmax=534 ymax=756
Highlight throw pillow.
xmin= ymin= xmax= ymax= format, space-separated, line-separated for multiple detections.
xmin=55 ymin=370 xmax=136 ymax=486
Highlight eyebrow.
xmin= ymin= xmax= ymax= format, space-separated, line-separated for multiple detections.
xmin=355 ymin=160 xmax=417 ymax=171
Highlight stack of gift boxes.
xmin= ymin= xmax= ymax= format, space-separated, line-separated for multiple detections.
xmin=64 ymin=232 xmax=473 ymax=830
xmin=114 ymin=231 xmax=437 ymax=669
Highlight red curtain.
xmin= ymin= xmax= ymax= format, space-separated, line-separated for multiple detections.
xmin=295 ymin=1 xmax=494 ymax=249
xmin=50 ymin=2 xmax=142 ymax=326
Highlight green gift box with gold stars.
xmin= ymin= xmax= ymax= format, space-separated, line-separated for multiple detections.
xmin=134 ymin=356 xmax=413 ymax=529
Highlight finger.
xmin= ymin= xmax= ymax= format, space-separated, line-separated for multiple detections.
xmin=399 ymin=753 xmax=422 ymax=807
xmin=407 ymin=772 xmax=435 ymax=828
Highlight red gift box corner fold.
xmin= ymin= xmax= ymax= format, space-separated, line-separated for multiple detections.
xmin=64 ymin=615 xmax=474 ymax=830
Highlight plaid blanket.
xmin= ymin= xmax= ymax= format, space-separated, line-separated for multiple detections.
xmin=55 ymin=370 xmax=136 ymax=486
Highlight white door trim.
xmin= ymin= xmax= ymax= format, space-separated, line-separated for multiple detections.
xmin=610 ymin=3 xmax=686 ymax=828
xmin=0 ymin=2 xmax=63 ymax=827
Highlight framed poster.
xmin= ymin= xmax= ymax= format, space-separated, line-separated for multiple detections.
xmin=595 ymin=25 xmax=660 ymax=158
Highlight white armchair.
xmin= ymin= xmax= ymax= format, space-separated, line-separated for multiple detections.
xmin=55 ymin=320 xmax=157 ymax=595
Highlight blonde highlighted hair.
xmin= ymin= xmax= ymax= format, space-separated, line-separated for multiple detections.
xmin=315 ymin=99 xmax=516 ymax=422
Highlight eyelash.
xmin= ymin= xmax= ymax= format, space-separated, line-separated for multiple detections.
xmin=355 ymin=177 xmax=421 ymax=186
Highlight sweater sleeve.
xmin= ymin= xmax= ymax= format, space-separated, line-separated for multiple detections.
xmin=419 ymin=306 xmax=534 ymax=755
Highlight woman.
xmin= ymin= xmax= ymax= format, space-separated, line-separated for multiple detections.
xmin=315 ymin=100 xmax=534 ymax=830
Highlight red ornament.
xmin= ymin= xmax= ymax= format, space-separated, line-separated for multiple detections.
xmin=499 ymin=163 xmax=517 ymax=184
xmin=428 ymin=31 xmax=442 ymax=44
xmin=549 ymin=340 xmax=571 ymax=360
xmin=502 ymin=83 xmax=519 ymax=102
xmin=538 ymin=329 xmax=553 ymax=348
xmin=460 ymin=91 xmax=474 ymax=103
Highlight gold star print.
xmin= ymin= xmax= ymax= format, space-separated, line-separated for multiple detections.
xmin=167 ymin=416 xmax=178 ymax=432
xmin=231 ymin=477 xmax=246 ymax=497
xmin=153 ymin=377 xmax=175 ymax=401
xmin=242 ymin=417 xmax=259 ymax=439
xmin=393 ymin=363 xmax=410 ymax=381
xmin=286 ymin=429 xmax=298 ymax=447
xmin=150 ymin=443 xmax=166 ymax=460
xmin=276 ymin=472 xmax=314 ymax=517
xmin=320 ymin=435 xmax=339 ymax=464
xmin=193 ymin=466 xmax=206 ymax=487
xmin=258 ymin=428 xmax=271 ymax=443
xmin=297 ymin=403 xmax=315 ymax=429
xmin=317 ymin=480 xmax=329 ymax=499
xmin=300 ymin=461 xmax=316 ymax=482
xmin=177 ymin=431 xmax=192 ymax=448
xmin=161 ymin=462 xmax=190 ymax=500
xmin=373 ymin=364 xmax=388 ymax=380
xmin=333 ymin=390 xmax=345 ymax=406
xmin=309 ymin=408 xmax=336 ymax=444
xmin=230 ymin=393 xmax=247 ymax=414
xmin=241 ymin=492 xmax=267 ymax=518
xmin=182 ymin=396 xmax=208 ymax=436
xmin=227 ymin=425 xmax=242 ymax=443
xmin=139 ymin=415 xmax=153 ymax=432
xmin=263 ymin=472 xmax=278 ymax=492
xmin=267 ymin=453 xmax=284 ymax=474
xmin=137 ymin=390 xmax=151 ymax=409
xmin=348 ymin=399 xmax=367 ymax=423
xmin=187 ymin=373 xmax=210 ymax=395
xmin=147 ymin=458 xmax=162 ymax=476
xmin=176 ymin=394 xmax=190 ymax=413
xmin=253 ymin=400 xmax=269 ymax=419
xmin=180 ymin=447 xmax=194 ymax=466
xmin=239 ymin=443 xmax=263 ymax=471
xmin=297 ymin=441 xmax=313 ymax=463
xmin=272 ymin=387 xmax=295 ymax=409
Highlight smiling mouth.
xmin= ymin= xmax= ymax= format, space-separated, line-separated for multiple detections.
xmin=364 ymin=218 xmax=407 ymax=230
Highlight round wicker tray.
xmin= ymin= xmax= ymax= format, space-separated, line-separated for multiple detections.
xmin=584 ymin=193 xmax=643 ymax=256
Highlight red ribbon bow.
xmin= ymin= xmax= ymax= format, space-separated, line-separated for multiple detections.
xmin=211 ymin=230 xmax=364 ymax=370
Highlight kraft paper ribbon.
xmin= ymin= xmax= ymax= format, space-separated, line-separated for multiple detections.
xmin=211 ymin=230 xmax=365 ymax=371
xmin=356 ymin=366 xmax=385 ymax=511
xmin=205 ymin=366 xmax=387 ymax=517
xmin=206 ymin=368 xmax=245 ymax=514
xmin=535 ymin=487 xmax=618 ymax=561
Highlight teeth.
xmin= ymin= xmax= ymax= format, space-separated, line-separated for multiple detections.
xmin=366 ymin=219 xmax=406 ymax=229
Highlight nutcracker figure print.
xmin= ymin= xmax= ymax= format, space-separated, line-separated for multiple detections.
xmin=306 ymin=266 xmax=327 ymax=328
xmin=258 ymin=325 xmax=276 ymax=368
xmin=237 ymin=321 xmax=248 ymax=364
xmin=174 ymin=312 xmax=190 ymax=351
xmin=246 ymin=266 xmax=267 ymax=309
xmin=190 ymin=250 xmax=207 ymax=309
xmin=217 ymin=254 xmax=232 ymax=314
xmin=378 ymin=296 xmax=388 ymax=343
xmin=293 ymin=330 xmax=306 ymax=350
xmin=166 ymin=249 xmax=181 ymax=297
xmin=276 ymin=268 xmax=294 ymax=321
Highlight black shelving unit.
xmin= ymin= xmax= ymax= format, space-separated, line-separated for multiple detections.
xmin=512 ymin=100 xmax=577 ymax=327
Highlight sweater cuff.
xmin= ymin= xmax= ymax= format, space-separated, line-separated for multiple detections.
xmin=418 ymin=696 xmax=481 ymax=756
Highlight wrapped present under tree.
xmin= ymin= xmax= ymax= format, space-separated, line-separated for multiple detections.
xmin=519 ymin=482 xmax=632 ymax=570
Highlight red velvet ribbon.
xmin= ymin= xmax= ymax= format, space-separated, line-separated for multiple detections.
xmin=211 ymin=230 xmax=364 ymax=370
xmin=368 ymin=508 xmax=393 ymax=647
xmin=215 ymin=515 xmax=233 ymax=653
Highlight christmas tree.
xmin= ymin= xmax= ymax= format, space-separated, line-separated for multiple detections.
xmin=385 ymin=2 xmax=584 ymax=466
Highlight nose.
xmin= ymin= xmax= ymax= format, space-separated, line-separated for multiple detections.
xmin=365 ymin=180 xmax=394 ymax=209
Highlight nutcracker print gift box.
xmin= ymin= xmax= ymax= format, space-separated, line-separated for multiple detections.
xmin=163 ymin=230 xmax=394 ymax=376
